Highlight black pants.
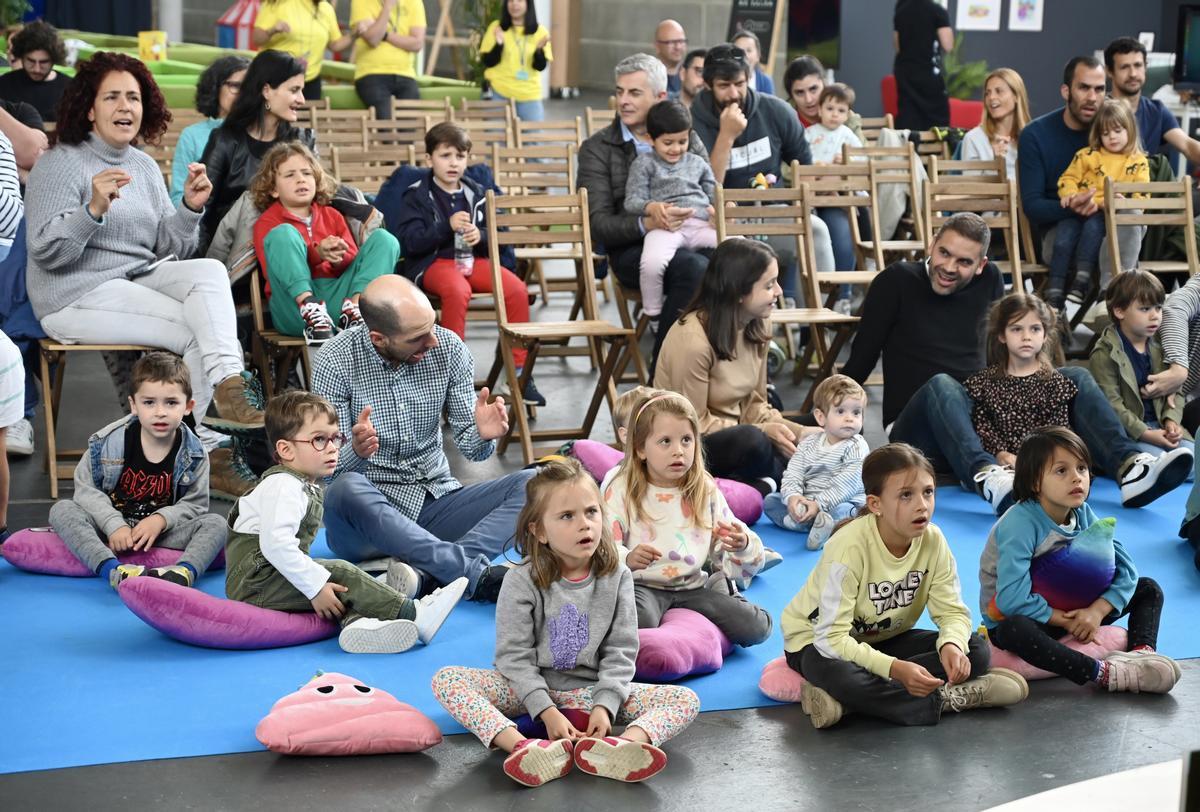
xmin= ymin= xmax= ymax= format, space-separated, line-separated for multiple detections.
xmin=786 ymin=630 xmax=991 ymax=726
xmin=988 ymin=577 xmax=1163 ymax=685
xmin=702 ymin=424 xmax=786 ymax=487
xmin=612 ymin=244 xmax=710 ymax=379
xmin=355 ymin=74 xmax=421 ymax=119
xmin=303 ymin=77 xmax=322 ymax=101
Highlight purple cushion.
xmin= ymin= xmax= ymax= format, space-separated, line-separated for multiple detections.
xmin=118 ymin=577 xmax=337 ymax=650
xmin=635 ymin=608 xmax=733 ymax=681
xmin=513 ymin=708 xmax=592 ymax=739
xmin=1 ymin=527 xmax=225 ymax=576
xmin=570 ymin=440 xmax=764 ymax=525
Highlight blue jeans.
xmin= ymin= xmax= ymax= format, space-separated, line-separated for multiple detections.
xmin=763 ymin=493 xmax=857 ymax=532
xmin=1058 ymin=365 xmax=1140 ymax=477
xmin=1048 ymin=212 xmax=1105 ymax=291
xmin=1135 ymin=420 xmax=1195 ymax=480
xmin=322 ymin=469 xmax=535 ymax=595
xmin=491 ymin=89 xmax=544 ymax=122
xmin=815 ymin=207 xmax=856 ymax=299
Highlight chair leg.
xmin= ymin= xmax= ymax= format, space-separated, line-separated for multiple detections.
xmin=39 ymin=346 xmax=58 ymax=499
xmin=250 ymin=332 xmax=274 ymax=396
xmin=579 ymin=336 xmax=624 ymax=440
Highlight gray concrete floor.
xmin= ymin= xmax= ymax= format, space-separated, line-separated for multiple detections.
xmin=1 ymin=94 xmax=1188 ymax=811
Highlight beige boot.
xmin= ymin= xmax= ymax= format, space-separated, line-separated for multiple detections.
xmin=209 ymin=447 xmax=258 ymax=500
xmin=208 ymin=372 xmax=265 ymax=429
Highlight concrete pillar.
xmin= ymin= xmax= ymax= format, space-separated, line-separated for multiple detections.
xmin=158 ymin=0 xmax=184 ymax=42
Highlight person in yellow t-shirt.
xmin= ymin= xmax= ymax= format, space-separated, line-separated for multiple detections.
xmin=254 ymin=0 xmax=356 ymax=100
xmin=350 ymin=0 xmax=427 ymax=119
xmin=479 ymin=0 xmax=552 ymax=121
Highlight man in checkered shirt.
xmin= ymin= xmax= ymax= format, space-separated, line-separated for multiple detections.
xmin=314 ymin=276 xmax=533 ymax=603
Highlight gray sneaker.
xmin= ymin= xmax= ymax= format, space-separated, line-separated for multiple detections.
xmin=939 ymin=668 xmax=1029 ymax=713
xmin=1103 ymin=650 xmax=1181 ymax=693
xmin=800 ymin=681 xmax=844 ymax=729
xmin=384 ymin=558 xmax=422 ymax=598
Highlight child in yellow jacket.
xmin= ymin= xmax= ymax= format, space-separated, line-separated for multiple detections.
xmin=1048 ymin=99 xmax=1149 ymax=308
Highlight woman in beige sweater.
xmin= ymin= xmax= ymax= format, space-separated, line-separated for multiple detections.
xmin=654 ymin=239 xmax=813 ymax=493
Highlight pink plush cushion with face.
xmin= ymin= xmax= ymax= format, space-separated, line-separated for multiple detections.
xmin=635 ymin=608 xmax=734 ymax=681
xmin=256 ymin=672 xmax=442 ymax=755
xmin=569 ymin=440 xmax=764 ymax=525
xmin=118 ymin=576 xmax=337 ymax=650
xmin=989 ymin=625 xmax=1128 ymax=680
xmin=1 ymin=527 xmax=225 ymax=576
xmin=759 ymin=655 xmax=806 ymax=702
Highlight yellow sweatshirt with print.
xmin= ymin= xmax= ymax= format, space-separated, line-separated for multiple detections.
xmin=1057 ymin=147 xmax=1149 ymax=207
xmin=781 ymin=514 xmax=973 ymax=679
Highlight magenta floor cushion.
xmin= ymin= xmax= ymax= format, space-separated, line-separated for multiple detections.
xmin=635 ymin=608 xmax=733 ymax=681
xmin=989 ymin=626 xmax=1128 ymax=680
xmin=1 ymin=527 xmax=225 ymax=576
xmin=118 ymin=576 xmax=337 ymax=650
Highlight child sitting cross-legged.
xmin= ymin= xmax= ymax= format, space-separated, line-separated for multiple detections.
xmin=50 ymin=352 xmax=227 ymax=589
xmin=1089 ymin=270 xmax=1194 ymax=462
xmin=783 ymin=443 xmax=1029 ymax=730
xmin=433 ymin=459 xmax=699 ymax=788
xmin=224 ymin=390 xmax=467 ymax=654
xmin=251 ymin=142 xmax=400 ymax=345
xmin=981 ymin=426 xmax=1181 ymax=694
xmin=763 ymin=373 xmax=869 ymax=550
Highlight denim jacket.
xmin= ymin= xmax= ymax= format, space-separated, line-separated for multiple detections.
xmin=72 ymin=414 xmax=210 ymax=537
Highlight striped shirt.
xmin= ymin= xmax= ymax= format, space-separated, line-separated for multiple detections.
xmin=780 ymin=432 xmax=869 ymax=513
xmin=312 ymin=324 xmax=494 ymax=520
xmin=0 ymin=130 xmax=22 ymax=248
xmin=1160 ymin=273 xmax=1200 ymax=395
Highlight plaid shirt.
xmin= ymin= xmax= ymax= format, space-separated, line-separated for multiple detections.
xmin=312 ymin=324 xmax=494 ymax=520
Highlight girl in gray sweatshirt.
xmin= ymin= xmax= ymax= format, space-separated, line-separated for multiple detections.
xmin=432 ymin=459 xmax=699 ymax=788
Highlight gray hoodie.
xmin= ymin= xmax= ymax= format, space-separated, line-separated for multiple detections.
xmin=689 ymin=86 xmax=812 ymax=190
xmin=494 ymin=562 xmax=639 ymax=720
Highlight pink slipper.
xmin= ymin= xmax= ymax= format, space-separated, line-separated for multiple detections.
xmin=502 ymin=738 xmax=575 ymax=787
xmin=572 ymin=736 xmax=667 ymax=782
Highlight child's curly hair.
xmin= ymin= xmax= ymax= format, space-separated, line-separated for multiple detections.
xmin=248 ymin=142 xmax=338 ymax=211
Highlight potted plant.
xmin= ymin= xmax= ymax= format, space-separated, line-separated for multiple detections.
xmin=944 ymin=34 xmax=988 ymax=100
xmin=0 ymin=1 xmax=29 ymax=28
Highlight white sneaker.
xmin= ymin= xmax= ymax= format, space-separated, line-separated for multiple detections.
xmin=6 ymin=417 xmax=33 ymax=457
xmin=384 ymin=558 xmax=422 ymax=597
xmin=807 ymin=510 xmax=835 ymax=551
xmin=414 ymin=576 xmax=468 ymax=644
xmin=338 ymin=617 xmax=419 ymax=654
xmin=1103 ymin=650 xmax=1181 ymax=693
xmin=973 ymin=464 xmax=1014 ymax=515
xmin=1120 ymin=449 xmax=1193 ymax=508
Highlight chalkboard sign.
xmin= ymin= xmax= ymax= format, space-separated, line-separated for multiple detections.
xmin=726 ymin=0 xmax=785 ymax=73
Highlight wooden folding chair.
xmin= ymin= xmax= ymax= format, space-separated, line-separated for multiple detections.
xmin=330 ymin=146 xmax=401 ymax=197
xmin=308 ymin=108 xmax=370 ymax=150
xmin=912 ymin=129 xmax=952 ymax=167
xmin=585 ymin=107 xmax=617 ymax=137
xmin=247 ymin=267 xmax=313 ymax=399
xmin=364 ymin=115 xmax=428 ymax=151
xmin=857 ymin=114 xmax=894 ymax=147
xmin=1105 ymin=176 xmax=1199 ymax=278
xmin=491 ymin=143 xmax=575 ymax=194
xmin=39 ymin=341 xmax=154 ymax=498
xmin=714 ymin=183 xmax=859 ymax=408
xmin=845 ymin=144 xmax=926 ymax=270
xmin=922 ymin=176 xmax=1024 ymax=290
xmin=791 ymin=159 xmax=876 ymax=305
xmin=483 ymin=189 xmax=633 ymax=463
xmin=514 ymin=117 xmax=584 ymax=150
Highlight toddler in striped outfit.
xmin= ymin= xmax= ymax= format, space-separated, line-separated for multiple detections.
xmin=764 ymin=374 xmax=869 ymax=549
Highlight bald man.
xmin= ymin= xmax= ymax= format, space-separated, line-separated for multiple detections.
xmin=654 ymin=19 xmax=687 ymax=98
xmin=313 ymin=276 xmax=533 ymax=603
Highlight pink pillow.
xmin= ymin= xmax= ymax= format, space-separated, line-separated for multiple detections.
xmin=989 ymin=626 xmax=1128 ymax=680
xmin=256 ymin=672 xmax=442 ymax=755
xmin=118 ymin=576 xmax=337 ymax=649
xmin=1 ymin=527 xmax=225 ymax=576
xmin=570 ymin=440 xmax=764 ymax=525
xmin=635 ymin=608 xmax=734 ymax=681
xmin=759 ymin=655 xmax=806 ymax=702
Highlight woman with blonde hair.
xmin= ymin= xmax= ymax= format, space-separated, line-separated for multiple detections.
xmin=961 ymin=68 xmax=1031 ymax=179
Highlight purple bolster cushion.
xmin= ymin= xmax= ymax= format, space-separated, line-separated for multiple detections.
xmin=118 ymin=576 xmax=337 ymax=650
xmin=1 ymin=527 xmax=225 ymax=576
xmin=570 ymin=439 xmax=763 ymax=524
xmin=635 ymin=608 xmax=734 ymax=681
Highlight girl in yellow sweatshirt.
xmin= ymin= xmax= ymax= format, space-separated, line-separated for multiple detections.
xmin=781 ymin=444 xmax=1029 ymax=729
xmin=1050 ymin=99 xmax=1150 ymax=307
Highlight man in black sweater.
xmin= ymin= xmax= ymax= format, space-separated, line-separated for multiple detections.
xmin=842 ymin=213 xmax=1190 ymax=512
xmin=0 ymin=22 xmax=71 ymax=123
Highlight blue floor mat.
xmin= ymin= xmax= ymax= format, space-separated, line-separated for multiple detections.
xmin=4 ymin=478 xmax=1198 ymax=774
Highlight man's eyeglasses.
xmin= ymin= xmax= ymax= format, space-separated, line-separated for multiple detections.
xmin=706 ymin=44 xmax=747 ymax=65
xmin=290 ymin=433 xmax=348 ymax=451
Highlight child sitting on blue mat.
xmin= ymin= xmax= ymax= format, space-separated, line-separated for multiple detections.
xmin=980 ymin=426 xmax=1181 ymax=694
xmin=224 ymin=390 xmax=467 ymax=654
xmin=50 ymin=352 xmax=227 ymax=589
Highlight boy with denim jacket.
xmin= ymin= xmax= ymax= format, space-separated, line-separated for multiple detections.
xmin=49 ymin=352 xmax=227 ymax=588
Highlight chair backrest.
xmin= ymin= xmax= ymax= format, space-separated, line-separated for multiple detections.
xmin=250 ymin=267 xmax=269 ymax=334
xmin=853 ymin=145 xmax=925 ymax=266
xmin=459 ymin=97 xmax=515 ymax=115
xmin=423 ymin=114 xmax=513 ymax=153
xmin=392 ymin=98 xmax=453 ymax=120
xmin=1104 ymin=176 xmax=1200 ymax=274
xmin=514 ymin=117 xmax=584 ymax=149
xmin=585 ymin=107 xmax=616 ymax=137
xmin=484 ymin=188 xmax=598 ymax=325
xmin=913 ymin=129 xmax=951 ymax=161
xmin=923 ymin=177 xmax=1023 ymax=288
xmin=309 ymin=108 xmax=370 ymax=150
xmin=491 ymin=143 xmax=576 ymax=194
xmin=858 ymin=114 xmax=894 ymax=146
xmin=451 ymin=100 xmax=514 ymax=130
xmin=714 ymin=183 xmax=821 ymax=309
xmin=927 ymin=155 xmax=1005 ymax=184
xmin=789 ymin=160 xmax=872 ymax=266
xmin=331 ymin=146 xmax=401 ymax=196
xmin=364 ymin=115 xmax=428 ymax=152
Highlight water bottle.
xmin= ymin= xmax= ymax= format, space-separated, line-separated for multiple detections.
xmin=454 ymin=229 xmax=473 ymax=276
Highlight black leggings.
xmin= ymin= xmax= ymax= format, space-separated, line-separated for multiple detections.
xmin=702 ymin=424 xmax=786 ymax=487
xmin=988 ymin=577 xmax=1164 ymax=685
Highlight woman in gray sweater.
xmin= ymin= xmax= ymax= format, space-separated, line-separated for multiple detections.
xmin=24 ymin=52 xmax=263 ymax=440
